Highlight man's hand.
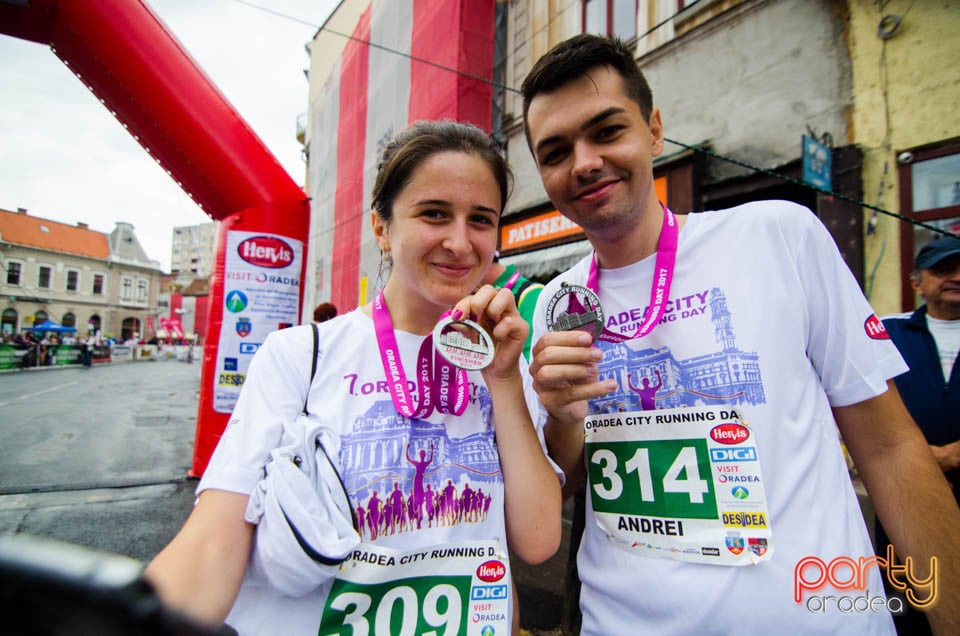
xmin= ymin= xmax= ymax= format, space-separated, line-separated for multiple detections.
xmin=530 ymin=330 xmax=617 ymax=497
xmin=931 ymin=440 xmax=960 ymax=474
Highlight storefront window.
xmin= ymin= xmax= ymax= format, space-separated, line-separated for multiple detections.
xmin=911 ymin=153 xmax=960 ymax=212
xmin=898 ymin=138 xmax=960 ymax=309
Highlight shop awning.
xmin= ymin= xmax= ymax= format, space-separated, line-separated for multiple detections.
xmin=500 ymin=240 xmax=592 ymax=278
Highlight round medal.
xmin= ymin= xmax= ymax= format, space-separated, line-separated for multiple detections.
xmin=544 ymin=283 xmax=605 ymax=340
xmin=433 ymin=317 xmax=495 ymax=371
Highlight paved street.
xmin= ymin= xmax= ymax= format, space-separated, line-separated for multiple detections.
xmin=0 ymin=359 xmax=573 ymax=634
xmin=0 ymin=360 xmax=200 ymax=562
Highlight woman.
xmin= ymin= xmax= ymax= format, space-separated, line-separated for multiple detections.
xmin=145 ymin=121 xmax=562 ymax=634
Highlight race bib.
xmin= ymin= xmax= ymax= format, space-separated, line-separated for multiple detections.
xmin=585 ymin=405 xmax=773 ymax=565
xmin=320 ymin=540 xmax=510 ymax=635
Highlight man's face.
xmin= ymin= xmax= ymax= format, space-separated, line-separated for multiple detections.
xmin=913 ymin=253 xmax=960 ymax=320
xmin=525 ymin=66 xmax=663 ymax=238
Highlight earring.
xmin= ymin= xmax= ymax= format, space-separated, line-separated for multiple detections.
xmin=376 ymin=249 xmax=392 ymax=289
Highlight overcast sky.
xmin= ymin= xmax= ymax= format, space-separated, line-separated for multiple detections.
xmin=0 ymin=0 xmax=338 ymax=272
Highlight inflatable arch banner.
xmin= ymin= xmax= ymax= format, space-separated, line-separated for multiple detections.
xmin=0 ymin=0 xmax=309 ymax=476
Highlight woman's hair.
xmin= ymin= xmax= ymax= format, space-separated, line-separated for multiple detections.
xmin=371 ymin=120 xmax=512 ymax=223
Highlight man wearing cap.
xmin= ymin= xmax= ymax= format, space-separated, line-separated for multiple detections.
xmin=877 ymin=235 xmax=960 ymax=632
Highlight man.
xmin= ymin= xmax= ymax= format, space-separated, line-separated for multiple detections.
xmin=312 ymin=302 xmax=338 ymax=323
xmin=481 ymin=253 xmax=544 ymax=361
xmin=522 ymin=34 xmax=960 ymax=634
xmin=877 ymin=235 xmax=960 ymax=633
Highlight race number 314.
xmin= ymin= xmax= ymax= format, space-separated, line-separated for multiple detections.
xmin=587 ymin=439 xmax=718 ymax=519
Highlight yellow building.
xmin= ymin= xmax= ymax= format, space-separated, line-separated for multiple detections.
xmin=849 ymin=1 xmax=960 ymax=314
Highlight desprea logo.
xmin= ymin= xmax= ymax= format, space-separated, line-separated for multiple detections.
xmin=238 ymin=236 xmax=294 ymax=269
xmin=476 ymin=560 xmax=506 ymax=582
xmin=710 ymin=423 xmax=750 ymax=445
xmin=864 ymin=314 xmax=889 ymax=340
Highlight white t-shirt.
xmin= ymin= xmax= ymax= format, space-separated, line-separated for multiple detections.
xmin=926 ymin=313 xmax=960 ymax=381
xmin=533 ymin=201 xmax=907 ymax=635
xmin=200 ymin=310 xmax=548 ymax=635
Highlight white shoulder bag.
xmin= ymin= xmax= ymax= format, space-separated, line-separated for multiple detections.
xmin=243 ymin=323 xmax=360 ymax=597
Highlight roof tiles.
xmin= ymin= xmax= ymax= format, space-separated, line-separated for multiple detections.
xmin=0 ymin=208 xmax=110 ymax=259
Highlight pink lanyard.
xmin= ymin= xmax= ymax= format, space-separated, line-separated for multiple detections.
xmin=503 ymin=269 xmax=521 ymax=291
xmin=586 ymin=205 xmax=679 ymax=343
xmin=372 ymin=291 xmax=469 ymax=418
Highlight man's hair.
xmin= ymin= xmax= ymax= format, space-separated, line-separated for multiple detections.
xmin=312 ymin=302 xmax=338 ymax=323
xmin=521 ymin=34 xmax=654 ymax=143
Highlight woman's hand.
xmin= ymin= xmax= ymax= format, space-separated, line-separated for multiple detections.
xmin=449 ymin=284 xmax=528 ymax=382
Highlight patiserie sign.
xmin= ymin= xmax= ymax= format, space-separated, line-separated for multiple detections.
xmin=214 ymin=230 xmax=302 ymax=413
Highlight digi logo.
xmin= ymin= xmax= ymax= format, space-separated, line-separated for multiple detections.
xmin=239 ymin=342 xmax=260 ymax=354
xmin=710 ymin=447 xmax=758 ymax=462
xmin=471 ymin=585 xmax=509 ymax=600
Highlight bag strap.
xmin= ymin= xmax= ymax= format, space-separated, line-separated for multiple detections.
xmin=303 ymin=322 xmax=319 ymax=415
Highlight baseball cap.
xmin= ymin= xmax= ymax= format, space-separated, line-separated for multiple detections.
xmin=915 ymin=235 xmax=960 ymax=270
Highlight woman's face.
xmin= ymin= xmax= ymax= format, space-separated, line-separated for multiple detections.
xmin=374 ymin=151 xmax=501 ymax=318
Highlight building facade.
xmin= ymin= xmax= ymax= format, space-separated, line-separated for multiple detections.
xmin=848 ymin=0 xmax=960 ymax=313
xmin=302 ymin=0 xmax=959 ymax=315
xmin=500 ymin=0 xmax=870 ymax=282
xmin=0 ymin=207 xmax=163 ymax=341
xmin=171 ymin=221 xmax=219 ymax=277
xmin=302 ymin=0 xmax=498 ymax=319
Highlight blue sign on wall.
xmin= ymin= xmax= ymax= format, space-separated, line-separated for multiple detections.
xmin=802 ymin=134 xmax=832 ymax=191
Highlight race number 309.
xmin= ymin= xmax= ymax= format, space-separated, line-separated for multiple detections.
xmin=321 ymin=577 xmax=470 ymax=636
xmin=587 ymin=439 xmax=718 ymax=519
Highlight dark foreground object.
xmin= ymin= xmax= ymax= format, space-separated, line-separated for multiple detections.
xmin=0 ymin=533 xmax=232 ymax=636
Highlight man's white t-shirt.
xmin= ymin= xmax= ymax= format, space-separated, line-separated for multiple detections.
xmin=533 ymin=201 xmax=907 ymax=635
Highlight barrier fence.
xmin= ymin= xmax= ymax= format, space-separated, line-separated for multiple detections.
xmin=0 ymin=344 xmax=200 ymax=370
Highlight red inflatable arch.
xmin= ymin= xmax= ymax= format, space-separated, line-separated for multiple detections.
xmin=0 ymin=0 xmax=309 ymax=476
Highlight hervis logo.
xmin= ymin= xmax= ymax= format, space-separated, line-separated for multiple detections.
xmin=238 ymin=236 xmax=294 ymax=269
xmin=710 ymin=423 xmax=750 ymax=445
xmin=476 ymin=560 xmax=506 ymax=583
xmin=864 ymin=314 xmax=889 ymax=340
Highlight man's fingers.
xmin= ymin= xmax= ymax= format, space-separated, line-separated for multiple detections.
xmin=532 ymin=361 xmax=599 ymax=387
xmin=531 ymin=342 xmax=601 ymax=376
xmin=537 ymin=379 xmax=616 ymax=403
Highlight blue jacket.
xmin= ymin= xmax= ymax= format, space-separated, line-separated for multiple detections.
xmin=883 ymin=306 xmax=960 ymax=495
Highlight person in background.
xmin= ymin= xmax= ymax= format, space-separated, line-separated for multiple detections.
xmin=312 ymin=302 xmax=338 ymax=323
xmin=481 ymin=253 xmax=544 ymax=361
xmin=522 ymin=33 xmax=960 ymax=634
xmin=877 ymin=234 xmax=960 ymax=634
xmin=144 ymin=120 xmax=561 ymax=635
xmin=81 ymin=334 xmax=94 ymax=369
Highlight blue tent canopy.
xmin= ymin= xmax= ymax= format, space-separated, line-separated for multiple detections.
xmin=25 ymin=319 xmax=77 ymax=333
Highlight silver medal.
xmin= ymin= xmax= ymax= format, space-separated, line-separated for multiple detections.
xmin=544 ymin=283 xmax=604 ymax=340
xmin=433 ymin=316 xmax=495 ymax=371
